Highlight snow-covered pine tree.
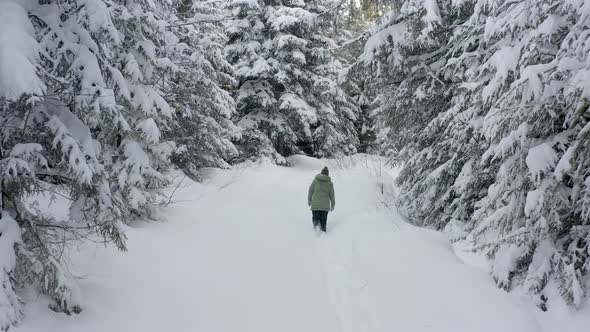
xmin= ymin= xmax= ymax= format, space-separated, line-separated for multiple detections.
xmin=305 ymin=0 xmax=360 ymax=156
xmin=164 ymin=0 xmax=238 ymax=180
xmin=1 ymin=0 xmax=123 ymax=326
xmin=555 ymin=0 xmax=590 ymax=308
xmin=361 ymin=0 xmax=590 ymax=309
xmin=333 ymin=1 xmax=400 ymax=155
xmin=358 ymin=0 xmax=456 ymax=162
xmin=33 ymin=0 xmax=175 ymax=221
xmin=393 ymin=0 xmax=590 ymax=309
xmin=1 ymin=2 xmax=42 ymax=326
xmin=225 ymin=0 xmax=359 ymax=161
xmin=370 ymin=0 xmax=484 ymax=230
xmin=1 ymin=0 xmax=181 ymax=328
xmin=463 ymin=0 xmax=590 ymax=309
xmin=103 ymin=0 xmax=174 ymax=218
xmin=224 ymin=0 xmax=284 ymax=162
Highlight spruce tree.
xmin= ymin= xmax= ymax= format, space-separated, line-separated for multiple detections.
xmin=225 ymin=0 xmax=360 ymax=161
xmin=0 ymin=0 xmax=178 ymax=327
xmin=165 ymin=0 xmax=239 ymax=180
xmin=360 ymin=0 xmax=590 ymax=308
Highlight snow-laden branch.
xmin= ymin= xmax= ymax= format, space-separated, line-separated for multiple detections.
xmin=170 ymin=1 xmax=346 ymax=28
xmin=329 ymin=30 xmax=370 ymax=51
xmin=167 ymin=15 xmax=247 ymax=28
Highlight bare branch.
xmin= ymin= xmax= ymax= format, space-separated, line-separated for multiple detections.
xmin=161 ymin=175 xmax=187 ymax=207
xmin=317 ymin=0 xmax=347 ymax=17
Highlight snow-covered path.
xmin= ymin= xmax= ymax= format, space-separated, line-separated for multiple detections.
xmin=17 ymin=156 xmax=544 ymax=332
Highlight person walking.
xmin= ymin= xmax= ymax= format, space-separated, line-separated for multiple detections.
xmin=307 ymin=166 xmax=335 ymax=233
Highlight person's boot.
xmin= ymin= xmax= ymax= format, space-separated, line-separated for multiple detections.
xmin=320 ymin=219 xmax=327 ymax=233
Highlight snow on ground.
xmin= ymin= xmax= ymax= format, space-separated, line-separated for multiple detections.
xmin=13 ymin=155 xmax=585 ymax=332
xmin=454 ymin=237 xmax=590 ymax=332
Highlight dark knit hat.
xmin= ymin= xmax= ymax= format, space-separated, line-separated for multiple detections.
xmin=321 ymin=166 xmax=329 ymax=176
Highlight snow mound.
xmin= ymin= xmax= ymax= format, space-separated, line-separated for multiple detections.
xmin=286 ymin=154 xmax=326 ymax=171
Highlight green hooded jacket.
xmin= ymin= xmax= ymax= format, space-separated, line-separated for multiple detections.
xmin=308 ymin=174 xmax=335 ymax=211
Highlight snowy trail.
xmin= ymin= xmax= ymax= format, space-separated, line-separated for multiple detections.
xmin=16 ymin=156 xmax=544 ymax=332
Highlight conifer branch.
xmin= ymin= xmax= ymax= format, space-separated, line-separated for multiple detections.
xmin=167 ymin=15 xmax=248 ymax=28
xmin=169 ymin=1 xmax=346 ymax=28
xmin=317 ymin=0 xmax=347 ymax=17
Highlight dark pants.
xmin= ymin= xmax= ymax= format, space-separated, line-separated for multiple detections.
xmin=312 ymin=210 xmax=329 ymax=232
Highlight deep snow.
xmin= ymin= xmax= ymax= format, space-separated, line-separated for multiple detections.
xmin=13 ymin=155 xmax=589 ymax=331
